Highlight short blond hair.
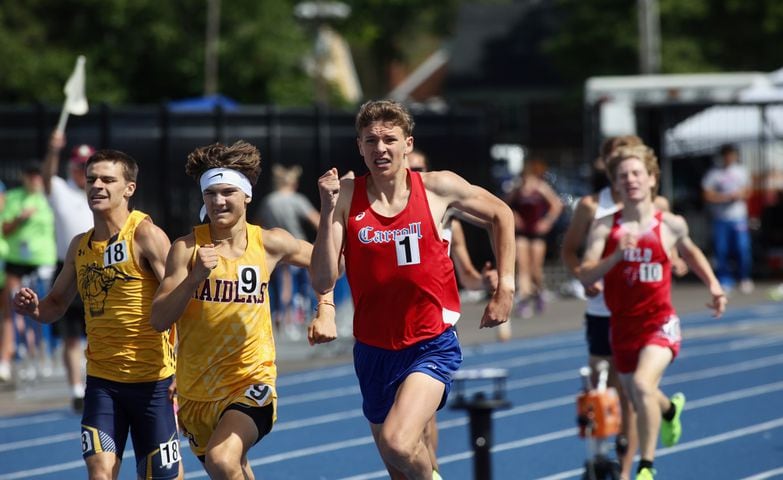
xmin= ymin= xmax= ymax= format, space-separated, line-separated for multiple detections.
xmin=606 ymin=145 xmax=660 ymax=191
xmin=599 ymin=135 xmax=643 ymax=162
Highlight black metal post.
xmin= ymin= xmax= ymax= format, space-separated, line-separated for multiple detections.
xmin=466 ymin=393 xmax=497 ymax=479
xmin=450 ymin=368 xmax=511 ymax=480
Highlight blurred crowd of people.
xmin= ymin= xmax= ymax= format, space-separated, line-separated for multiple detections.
xmin=0 ymin=132 xmax=93 ymax=412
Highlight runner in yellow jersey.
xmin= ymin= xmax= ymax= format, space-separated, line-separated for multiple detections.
xmin=151 ymin=140 xmax=336 ymax=479
xmin=14 ymin=150 xmax=183 ymax=480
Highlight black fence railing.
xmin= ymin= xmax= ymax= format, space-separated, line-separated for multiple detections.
xmin=1 ymin=103 xmax=494 ymax=241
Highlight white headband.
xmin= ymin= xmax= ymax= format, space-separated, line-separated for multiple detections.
xmin=198 ymin=168 xmax=253 ymax=221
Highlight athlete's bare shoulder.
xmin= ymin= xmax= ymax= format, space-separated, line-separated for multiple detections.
xmin=419 ymin=170 xmax=470 ymax=198
xmin=171 ymin=231 xmax=197 ymax=252
xmin=661 ymin=211 xmax=688 ymax=239
xmin=575 ymin=192 xmax=600 ymax=217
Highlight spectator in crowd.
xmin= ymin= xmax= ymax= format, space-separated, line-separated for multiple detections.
xmin=42 ymin=129 xmax=94 ymax=411
xmin=505 ymin=157 xmax=563 ymax=318
xmin=1 ymin=163 xmax=56 ymax=383
xmin=256 ymin=164 xmax=320 ymax=339
xmin=701 ymin=143 xmax=754 ymax=294
xmin=0 ymin=179 xmax=9 ymax=383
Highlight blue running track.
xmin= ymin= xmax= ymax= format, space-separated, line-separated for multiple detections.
xmin=1 ymin=302 xmax=782 ymax=479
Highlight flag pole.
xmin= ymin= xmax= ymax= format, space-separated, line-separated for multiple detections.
xmin=56 ymin=101 xmax=70 ymax=133
xmin=57 ymin=55 xmax=88 ymax=133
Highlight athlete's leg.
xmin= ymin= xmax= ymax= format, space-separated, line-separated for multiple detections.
xmin=85 ymin=452 xmax=122 ymax=480
xmin=373 ymin=372 xmax=443 ymax=480
xmin=622 ymin=345 xmax=672 ymax=463
xmin=204 ymin=410 xmax=259 ymax=480
xmin=0 ymin=284 xmax=14 ymax=382
xmin=82 ymin=376 xmax=130 ymax=480
xmin=204 ymin=402 xmax=273 ymax=480
xmin=515 ymin=236 xmax=532 ymax=299
xmin=126 ymin=377 xmax=182 ymax=480
xmin=423 ymin=414 xmax=439 ymax=471
xmin=529 ymin=238 xmax=547 ymax=297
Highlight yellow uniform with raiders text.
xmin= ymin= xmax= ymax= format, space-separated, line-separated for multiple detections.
xmin=75 ymin=210 xmax=176 ymax=382
xmin=176 ymin=224 xmax=277 ymax=457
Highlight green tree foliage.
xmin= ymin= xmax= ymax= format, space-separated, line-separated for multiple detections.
xmin=0 ymin=0 xmax=312 ymax=105
xmin=545 ymin=0 xmax=783 ymax=86
xmin=0 ymin=0 xmax=470 ymax=105
xmin=6 ymin=0 xmax=781 ymax=106
xmin=339 ymin=0 xmax=462 ymax=98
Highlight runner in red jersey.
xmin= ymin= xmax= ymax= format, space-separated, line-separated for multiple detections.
xmin=602 ymin=209 xmax=678 ymax=374
xmin=579 ymin=144 xmax=726 ymax=480
xmin=310 ymin=100 xmax=516 ymax=480
xmin=345 ymin=171 xmax=460 ymax=350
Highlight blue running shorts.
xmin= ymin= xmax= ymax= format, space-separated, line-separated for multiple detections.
xmin=354 ymin=328 xmax=463 ymax=424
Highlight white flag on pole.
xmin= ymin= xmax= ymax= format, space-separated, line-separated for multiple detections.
xmin=57 ymin=55 xmax=88 ymax=132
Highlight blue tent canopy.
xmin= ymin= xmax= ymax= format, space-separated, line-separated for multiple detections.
xmin=167 ymin=94 xmax=239 ymax=112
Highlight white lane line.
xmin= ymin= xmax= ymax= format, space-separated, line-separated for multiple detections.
xmin=739 ymin=466 xmax=783 ymax=480
xmin=0 ymin=412 xmax=68 ymax=430
xmin=0 ymin=450 xmax=134 ymax=480
xmin=0 ymin=432 xmax=77 ymax=453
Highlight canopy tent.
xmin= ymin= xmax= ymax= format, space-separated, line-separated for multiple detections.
xmin=664 ymin=68 xmax=783 ymax=157
xmin=167 ymin=94 xmax=239 ymax=112
xmin=664 ymin=104 xmax=783 ymax=157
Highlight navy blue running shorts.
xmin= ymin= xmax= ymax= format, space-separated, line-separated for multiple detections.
xmin=81 ymin=375 xmax=181 ymax=479
xmin=354 ymin=328 xmax=463 ymax=424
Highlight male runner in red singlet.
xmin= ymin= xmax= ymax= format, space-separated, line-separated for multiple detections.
xmin=579 ymin=144 xmax=726 ymax=480
xmin=310 ymin=100 xmax=516 ymax=480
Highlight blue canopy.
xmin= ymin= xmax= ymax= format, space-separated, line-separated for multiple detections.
xmin=167 ymin=94 xmax=239 ymax=112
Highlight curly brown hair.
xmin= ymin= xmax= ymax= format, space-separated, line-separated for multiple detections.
xmin=185 ymin=140 xmax=261 ymax=186
xmin=355 ymin=100 xmax=415 ymax=137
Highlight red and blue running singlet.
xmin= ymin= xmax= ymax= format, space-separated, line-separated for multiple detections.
xmin=344 ymin=170 xmax=461 ymax=350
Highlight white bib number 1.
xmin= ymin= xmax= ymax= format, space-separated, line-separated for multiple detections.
xmin=395 ymin=233 xmax=421 ymax=266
